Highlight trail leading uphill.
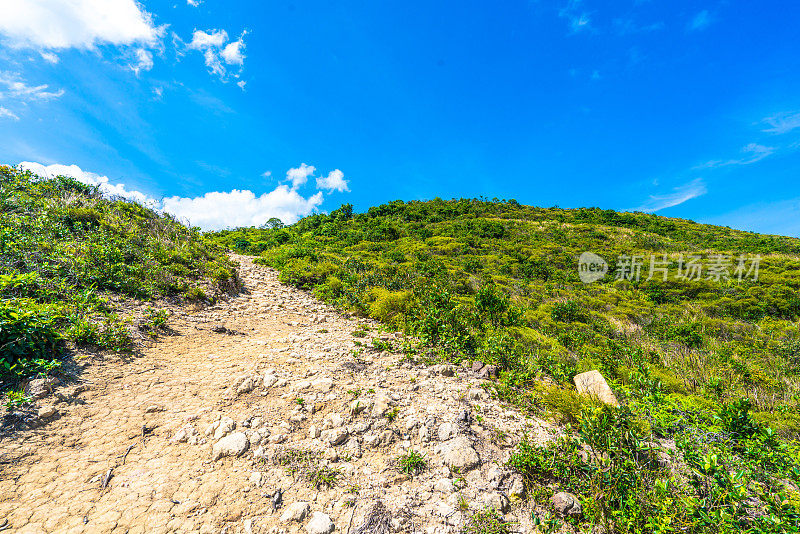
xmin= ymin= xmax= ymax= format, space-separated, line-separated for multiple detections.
xmin=0 ymin=255 xmax=548 ymax=534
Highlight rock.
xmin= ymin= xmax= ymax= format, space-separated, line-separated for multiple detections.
xmin=37 ymin=405 xmax=57 ymax=419
xmin=467 ymin=388 xmax=487 ymax=401
xmin=345 ymin=437 xmax=362 ymax=458
xmin=349 ymin=399 xmax=369 ymax=416
xmin=324 ymin=427 xmax=349 ymax=446
xmin=476 ymin=365 xmax=498 ymax=380
xmin=171 ymin=423 xmax=202 ymax=444
xmin=236 ymin=377 xmax=256 ymax=396
xmin=432 ymin=365 xmax=455 ymax=377
xmin=471 ymin=361 xmax=485 ymax=373
xmin=573 ymin=370 xmax=619 ymax=407
xmin=552 ymin=491 xmax=582 ymax=517
xmin=437 ymin=422 xmax=457 ymax=441
xmin=281 ymin=501 xmax=310 ymax=523
xmin=306 ymin=512 xmax=335 ymax=534
xmin=484 ymin=492 xmax=510 ymax=513
xmin=487 ymin=466 xmax=507 ymax=490
xmin=509 ymin=475 xmax=525 ymax=500
xmin=309 ymin=425 xmax=321 ymax=439
xmin=263 ymin=374 xmax=278 ymax=388
xmin=371 ymin=394 xmax=393 ymax=418
xmin=213 ymin=416 xmax=236 ymax=440
xmin=212 ymin=432 xmax=249 ymax=461
xmin=25 ymin=377 xmax=58 ymax=399
xmin=438 ymin=436 xmax=480 ymax=472
xmin=312 ymin=377 xmax=333 ymax=391
xmin=434 ymin=478 xmax=455 ymax=493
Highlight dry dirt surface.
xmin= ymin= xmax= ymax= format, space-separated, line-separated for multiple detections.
xmin=0 ymin=255 xmax=550 ymax=534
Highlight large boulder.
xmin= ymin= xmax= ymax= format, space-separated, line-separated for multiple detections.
xmin=573 ymin=370 xmax=619 ymax=407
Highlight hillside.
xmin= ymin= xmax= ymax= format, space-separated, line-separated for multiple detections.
xmin=0 ymin=165 xmax=238 ymax=390
xmin=212 ymin=199 xmax=800 ymax=531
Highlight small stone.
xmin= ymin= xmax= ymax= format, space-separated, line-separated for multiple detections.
xmin=37 ymin=405 xmax=57 ymax=419
xmin=212 ymin=432 xmax=249 ymax=461
xmin=236 ymin=376 xmax=256 ymax=396
xmin=438 ymin=422 xmax=457 ymax=441
xmin=509 ymin=476 xmax=525 ymax=500
xmin=306 ymin=512 xmax=335 ymax=534
xmin=477 ymin=365 xmax=498 ymax=380
xmin=438 ymin=436 xmax=480 ymax=472
xmin=281 ymin=501 xmax=310 ymax=523
xmin=552 ymin=491 xmax=582 ymax=517
xmin=144 ymin=404 xmax=164 ymax=413
xmin=309 ymin=425 xmax=321 ymax=439
xmin=213 ymin=416 xmax=236 ymax=440
xmin=324 ymin=428 xmax=349 ymax=446
xmin=25 ymin=377 xmax=58 ymax=399
xmin=171 ymin=423 xmax=199 ymax=443
xmin=484 ymin=492 xmax=510 ymax=513
xmin=573 ymin=370 xmax=619 ymax=407
xmin=263 ymin=374 xmax=278 ymax=388
xmin=467 ymin=388 xmax=487 ymax=401
xmin=434 ymin=478 xmax=455 ymax=493
xmin=471 ymin=361 xmax=485 ymax=373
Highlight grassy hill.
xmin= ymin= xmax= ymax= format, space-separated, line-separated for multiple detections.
xmin=213 ymin=198 xmax=800 ymax=532
xmin=0 ymin=165 xmax=237 ymax=390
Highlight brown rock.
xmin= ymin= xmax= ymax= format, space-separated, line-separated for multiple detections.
xmin=573 ymin=370 xmax=619 ymax=406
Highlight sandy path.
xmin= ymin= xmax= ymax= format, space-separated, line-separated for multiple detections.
xmin=0 ymin=255 xmax=543 ymax=534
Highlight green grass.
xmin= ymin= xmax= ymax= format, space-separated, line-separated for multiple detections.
xmin=0 ymin=165 xmax=237 ymax=389
xmin=397 ymin=449 xmax=427 ymax=476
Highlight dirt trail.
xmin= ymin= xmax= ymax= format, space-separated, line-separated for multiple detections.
xmin=0 ymin=255 xmax=548 ymax=534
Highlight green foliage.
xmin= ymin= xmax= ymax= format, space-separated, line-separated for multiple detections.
xmin=463 ymin=508 xmax=511 ymax=534
xmin=0 ymin=165 xmax=236 ymax=386
xmin=397 ymin=449 xmax=427 ymax=476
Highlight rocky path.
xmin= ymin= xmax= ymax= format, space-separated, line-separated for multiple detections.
xmin=0 ymin=255 xmax=550 ymax=534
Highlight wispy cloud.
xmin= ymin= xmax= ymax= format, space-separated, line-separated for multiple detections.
xmin=688 ymin=10 xmax=711 ymax=31
xmin=636 ymin=178 xmax=707 ymax=212
xmin=0 ymin=106 xmax=19 ymax=121
xmin=762 ymin=111 xmax=800 ymax=135
xmin=559 ymin=1 xmax=592 ymax=34
xmin=695 ymin=143 xmax=775 ymax=169
xmin=0 ymin=72 xmax=64 ymax=101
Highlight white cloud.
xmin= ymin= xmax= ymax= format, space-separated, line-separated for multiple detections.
xmin=0 ymin=72 xmax=64 ymax=101
xmin=0 ymin=0 xmax=164 ymax=50
xmin=286 ymin=163 xmax=316 ymax=189
xmin=637 ymin=178 xmax=707 ymax=212
xmin=221 ymin=38 xmax=246 ymax=65
xmin=153 ymin=87 xmax=163 ymax=99
xmin=161 ymin=187 xmax=324 ymax=230
xmin=186 ymin=29 xmax=247 ymax=81
xmin=40 ymin=51 xmax=59 ymax=63
xmin=0 ymin=107 xmax=19 ymax=121
xmin=237 ymin=80 xmax=247 ymax=91
xmin=316 ymin=169 xmax=350 ymax=193
xmin=762 ymin=111 xmax=800 ymax=135
xmin=262 ymin=171 xmax=272 ymax=178
xmin=696 ymin=143 xmax=775 ymax=169
xmin=18 ymin=162 xmax=154 ymax=206
xmin=14 ymin=161 xmax=347 ymax=230
xmin=131 ymin=48 xmax=154 ymax=76
xmin=187 ymin=0 xmax=201 ymax=6
xmin=189 ymin=29 xmax=228 ymax=50
xmin=688 ymin=10 xmax=711 ymax=31
xmin=559 ymin=1 xmax=591 ymax=34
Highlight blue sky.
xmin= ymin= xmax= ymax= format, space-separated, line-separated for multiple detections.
xmin=1 ymin=1 xmax=799 ymax=234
